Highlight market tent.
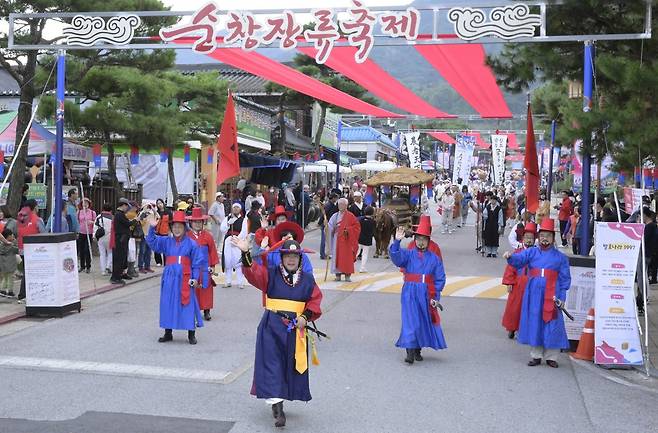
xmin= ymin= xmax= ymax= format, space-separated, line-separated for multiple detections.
xmin=366 ymin=167 xmax=434 ymax=186
xmin=0 ymin=112 xmax=92 ymax=161
xmin=316 ymin=159 xmax=352 ymax=174
xmin=352 ymin=160 xmax=397 ymax=172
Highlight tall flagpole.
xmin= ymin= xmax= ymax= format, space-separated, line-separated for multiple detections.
xmin=335 ymin=120 xmax=342 ymax=189
xmin=53 ymin=50 xmax=66 ymax=233
xmin=580 ymin=41 xmax=594 ymax=257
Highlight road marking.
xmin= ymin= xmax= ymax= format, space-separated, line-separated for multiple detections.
xmin=0 ymin=356 xmax=231 ymax=384
xmin=317 ymin=272 xmax=508 ymax=300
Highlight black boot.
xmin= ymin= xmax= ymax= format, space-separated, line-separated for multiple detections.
xmin=158 ymin=329 xmax=173 ymax=343
xmin=414 ymin=348 xmax=423 ymax=362
xmin=404 ymin=349 xmax=415 ymax=364
xmin=272 ymin=401 xmax=286 ymax=427
xmin=188 ymin=330 xmax=197 ymax=345
xmin=204 ymin=309 xmax=211 ymax=321
xmin=508 ymin=330 xmax=515 ymax=339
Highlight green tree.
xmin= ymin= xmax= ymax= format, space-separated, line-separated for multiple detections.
xmin=0 ymin=0 xmax=170 ymax=214
xmin=487 ymin=0 xmax=656 ymax=171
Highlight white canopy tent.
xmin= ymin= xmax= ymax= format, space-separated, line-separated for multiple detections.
xmin=312 ymin=159 xmax=352 ymax=174
xmin=352 ymin=160 xmax=397 ymax=172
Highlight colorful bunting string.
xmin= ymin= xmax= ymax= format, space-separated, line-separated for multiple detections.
xmin=364 ymin=185 xmax=374 ymax=205
xmin=160 ymin=147 xmax=168 ymax=163
xmin=184 ymin=144 xmax=191 ymax=163
xmin=410 ymin=185 xmax=420 ymax=205
xmin=426 ymin=181 xmax=433 ymax=199
xmin=92 ymin=143 xmax=102 ymax=168
xmin=207 ymin=147 xmax=214 ymax=164
xmin=130 ymin=145 xmax=139 ymax=164
xmin=0 ymin=150 xmax=4 ymax=178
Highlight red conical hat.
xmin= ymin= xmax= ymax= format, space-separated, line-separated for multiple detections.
xmin=186 ymin=206 xmax=209 ymax=221
xmin=171 ymin=211 xmax=187 ymax=224
xmin=269 ymin=205 xmax=294 ymax=221
xmin=538 ymin=218 xmax=556 ymax=233
xmin=413 ymin=215 xmax=432 ymax=237
xmin=523 ymin=222 xmax=538 ymax=236
xmin=272 ymin=221 xmax=305 ymax=243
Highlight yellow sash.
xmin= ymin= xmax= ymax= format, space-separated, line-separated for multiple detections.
xmin=266 ymin=296 xmax=308 ymax=374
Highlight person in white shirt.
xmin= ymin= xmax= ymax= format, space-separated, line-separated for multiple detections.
xmin=440 ymin=188 xmax=455 ymax=234
xmin=208 ymin=192 xmax=226 ymax=250
xmin=220 ymin=203 xmax=248 ymax=289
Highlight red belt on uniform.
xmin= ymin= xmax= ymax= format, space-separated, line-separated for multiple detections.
xmin=403 ymin=273 xmax=440 ymax=325
xmin=529 ymin=268 xmax=559 ymax=322
xmin=165 ymin=256 xmax=192 ymax=305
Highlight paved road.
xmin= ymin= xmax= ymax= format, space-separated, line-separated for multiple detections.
xmin=1 ymin=205 xmax=658 ymax=433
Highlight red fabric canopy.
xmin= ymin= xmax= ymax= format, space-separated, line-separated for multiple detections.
xmin=415 ymin=44 xmax=512 ymax=118
xmin=298 ymin=46 xmax=453 ymax=118
xmin=167 ymin=38 xmax=400 ymax=118
xmin=463 ymin=132 xmax=490 ymax=149
xmin=427 ymin=131 xmax=456 ymax=144
xmin=207 ymin=49 xmax=401 ymax=118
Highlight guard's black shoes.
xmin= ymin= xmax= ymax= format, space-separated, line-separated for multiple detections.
xmin=546 ymin=360 xmax=559 ymax=368
xmin=272 ymin=402 xmax=286 ymax=427
xmin=188 ymin=330 xmax=197 ymax=345
xmin=404 ymin=349 xmax=415 ymax=364
xmin=158 ymin=330 xmax=173 ymax=343
xmin=508 ymin=331 xmax=515 ymax=339
xmin=414 ymin=349 xmax=423 ymax=362
xmin=527 ymin=358 xmax=542 ymax=366
xmin=203 ymin=310 xmax=211 ymax=321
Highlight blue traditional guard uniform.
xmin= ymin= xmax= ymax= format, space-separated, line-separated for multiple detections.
xmin=390 ymin=216 xmax=447 ymax=364
xmin=506 ymin=218 xmax=571 ymax=367
xmin=146 ymin=210 xmax=204 ymax=344
xmin=240 ymin=238 xmax=323 ymax=428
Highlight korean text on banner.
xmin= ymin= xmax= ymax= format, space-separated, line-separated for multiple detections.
xmin=565 ymin=259 xmax=596 ymax=340
xmin=623 ymin=187 xmax=648 ymax=215
xmin=404 ymin=132 xmax=421 ymax=169
xmin=452 ymin=134 xmax=475 ymax=184
xmin=594 ymin=222 xmax=644 ymax=366
xmin=491 ymin=134 xmax=508 ymax=186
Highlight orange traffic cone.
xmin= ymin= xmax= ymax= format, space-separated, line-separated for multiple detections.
xmin=571 ymin=308 xmax=595 ymax=361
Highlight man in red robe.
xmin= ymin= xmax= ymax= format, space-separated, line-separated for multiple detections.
xmin=186 ymin=207 xmax=219 ymax=321
xmin=327 ymin=198 xmax=361 ymax=281
xmin=501 ymin=221 xmax=537 ymax=339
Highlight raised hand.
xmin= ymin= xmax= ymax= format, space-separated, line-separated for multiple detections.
xmin=231 ymin=236 xmax=250 ymax=252
xmin=395 ymin=226 xmax=405 ymax=241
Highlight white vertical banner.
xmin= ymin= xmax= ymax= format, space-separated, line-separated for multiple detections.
xmin=452 ymin=134 xmax=475 ymax=184
xmin=594 ymin=222 xmax=644 ymax=366
xmin=404 ymin=132 xmax=421 ymax=169
xmin=490 ymin=134 xmax=508 ymax=185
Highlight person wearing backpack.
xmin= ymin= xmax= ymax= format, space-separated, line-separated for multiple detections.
xmin=95 ymin=203 xmax=114 ymax=276
xmin=77 ymin=197 xmax=96 ymax=274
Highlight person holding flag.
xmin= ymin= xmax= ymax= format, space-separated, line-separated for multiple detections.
xmin=501 ymin=222 xmax=537 ymax=339
xmin=503 ymin=219 xmax=571 ymax=368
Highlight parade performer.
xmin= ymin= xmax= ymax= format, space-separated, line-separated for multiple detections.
xmin=254 ymin=205 xmax=293 ymax=248
xmin=503 ymin=218 xmax=571 ymax=368
xmin=186 ymin=207 xmax=219 ymax=321
xmin=220 ymin=203 xmax=248 ymax=289
xmin=146 ymin=211 xmax=204 ymax=345
xmin=483 ymin=194 xmax=504 ymax=257
xmin=231 ymin=236 xmax=322 ymax=428
xmin=408 ymin=215 xmax=443 ymax=260
xmin=501 ymin=222 xmax=537 ymax=339
xmin=327 ymin=198 xmax=361 ymax=282
xmin=263 ymin=221 xmax=313 ymax=273
xmin=390 ymin=219 xmax=447 ymax=364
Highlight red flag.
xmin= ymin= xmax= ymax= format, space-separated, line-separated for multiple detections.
xmin=524 ymin=103 xmax=540 ymax=213
xmin=216 ymin=90 xmax=240 ymax=186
